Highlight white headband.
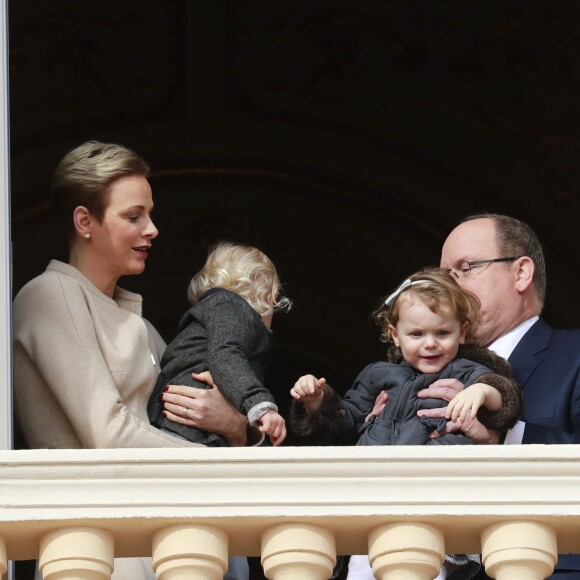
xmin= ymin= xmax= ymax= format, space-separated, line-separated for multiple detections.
xmin=384 ymin=278 xmax=431 ymax=307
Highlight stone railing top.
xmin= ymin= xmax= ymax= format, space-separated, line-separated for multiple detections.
xmin=1 ymin=445 xmax=580 ymax=558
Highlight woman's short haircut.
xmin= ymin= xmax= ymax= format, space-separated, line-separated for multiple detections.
xmin=51 ymin=140 xmax=150 ymax=240
xmin=374 ymin=268 xmax=482 ymax=346
xmin=187 ymin=241 xmax=292 ymax=317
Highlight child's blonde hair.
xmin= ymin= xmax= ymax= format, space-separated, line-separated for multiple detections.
xmin=374 ymin=268 xmax=481 ymax=346
xmin=188 ymin=242 xmax=292 ymax=317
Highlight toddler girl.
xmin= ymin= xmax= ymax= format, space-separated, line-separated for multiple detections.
xmin=290 ymin=268 xmax=522 ymax=579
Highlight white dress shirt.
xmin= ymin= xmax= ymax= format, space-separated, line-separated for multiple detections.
xmin=488 ymin=316 xmax=539 ymax=444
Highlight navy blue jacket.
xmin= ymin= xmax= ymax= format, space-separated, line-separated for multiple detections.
xmin=511 ymin=318 xmax=580 ymax=576
xmin=511 ymin=319 xmax=580 ymax=445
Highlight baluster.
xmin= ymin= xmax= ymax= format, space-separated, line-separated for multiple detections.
xmin=482 ymin=521 xmax=557 ymax=580
xmin=39 ymin=526 xmax=114 ymax=580
xmin=152 ymin=524 xmax=228 ymax=580
xmin=369 ymin=522 xmax=445 ymax=580
xmin=0 ymin=535 xmax=6 ymax=576
xmin=261 ymin=523 xmax=336 ymax=579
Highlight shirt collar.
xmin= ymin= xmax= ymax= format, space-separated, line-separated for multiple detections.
xmin=488 ymin=316 xmax=539 ymax=359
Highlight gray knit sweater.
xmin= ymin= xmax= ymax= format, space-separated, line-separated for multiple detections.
xmin=148 ymin=288 xmax=275 ymax=446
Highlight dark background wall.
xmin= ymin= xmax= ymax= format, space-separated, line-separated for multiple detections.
xmin=10 ymin=0 xmax=580 ymax=421
xmin=9 ymin=2 xmax=580 ymax=577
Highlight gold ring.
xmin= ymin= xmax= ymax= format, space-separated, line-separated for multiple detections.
xmin=182 ymin=406 xmax=188 ymax=418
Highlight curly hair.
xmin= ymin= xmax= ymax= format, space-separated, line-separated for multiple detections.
xmin=374 ymin=268 xmax=482 ymax=346
xmin=187 ymin=242 xmax=292 ymax=317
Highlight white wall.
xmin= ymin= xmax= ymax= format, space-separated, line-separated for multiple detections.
xmin=0 ymin=0 xmax=12 ymax=451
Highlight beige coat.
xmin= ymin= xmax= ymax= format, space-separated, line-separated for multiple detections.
xmin=13 ymin=260 xmax=204 ymax=451
xmin=13 ymin=261 xmax=243 ymax=578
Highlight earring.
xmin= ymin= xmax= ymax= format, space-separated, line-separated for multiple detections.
xmin=84 ymin=233 xmax=91 ymax=239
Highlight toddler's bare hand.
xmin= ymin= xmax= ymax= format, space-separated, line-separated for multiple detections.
xmin=259 ymin=410 xmax=287 ymax=446
xmin=290 ymin=375 xmax=326 ymax=401
xmin=445 ymin=385 xmax=486 ymax=422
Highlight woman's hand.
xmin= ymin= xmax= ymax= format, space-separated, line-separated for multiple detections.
xmin=161 ymin=371 xmax=252 ymax=446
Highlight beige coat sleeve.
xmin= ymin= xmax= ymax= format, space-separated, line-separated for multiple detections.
xmin=13 ymin=272 xmax=204 ymax=449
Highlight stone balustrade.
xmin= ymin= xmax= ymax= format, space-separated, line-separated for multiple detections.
xmin=1 ymin=445 xmax=579 ymax=579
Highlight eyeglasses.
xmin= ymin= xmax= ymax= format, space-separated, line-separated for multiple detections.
xmin=448 ymin=256 xmax=521 ymax=279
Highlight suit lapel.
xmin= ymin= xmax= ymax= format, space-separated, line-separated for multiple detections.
xmin=508 ymin=319 xmax=552 ymax=387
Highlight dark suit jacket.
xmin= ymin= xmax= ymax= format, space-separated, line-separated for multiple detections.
xmin=510 ymin=318 xmax=580 ymax=575
xmin=510 ymin=318 xmax=580 ymax=445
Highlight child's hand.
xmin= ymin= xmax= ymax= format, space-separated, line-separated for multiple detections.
xmin=259 ymin=410 xmax=287 ymax=447
xmin=445 ymin=383 xmax=490 ymax=422
xmin=290 ymin=375 xmax=326 ymax=413
xmin=290 ymin=375 xmax=326 ymax=401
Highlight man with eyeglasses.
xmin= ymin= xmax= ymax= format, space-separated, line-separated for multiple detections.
xmin=434 ymin=213 xmax=580 ymax=579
